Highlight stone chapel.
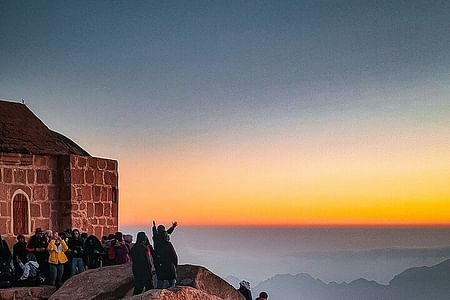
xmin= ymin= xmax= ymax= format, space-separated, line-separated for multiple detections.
xmin=0 ymin=100 xmax=118 ymax=241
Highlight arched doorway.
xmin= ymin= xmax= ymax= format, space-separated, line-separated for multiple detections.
xmin=12 ymin=191 xmax=30 ymax=235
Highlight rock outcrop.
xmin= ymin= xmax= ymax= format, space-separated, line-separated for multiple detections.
xmin=0 ymin=286 xmax=55 ymax=300
xmin=49 ymin=264 xmax=133 ymax=300
xmin=177 ymin=265 xmax=245 ymax=300
xmin=49 ymin=264 xmax=245 ymax=300
xmin=128 ymin=286 xmax=222 ymax=300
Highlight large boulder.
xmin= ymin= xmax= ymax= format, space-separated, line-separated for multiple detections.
xmin=176 ymin=265 xmax=245 ymax=300
xmin=0 ymin=286 xmax=56 ymax=300
xmin=49 ymin=264 xmax=133 ymax=300
xmin=128 ymin=286 xmax=222 ymax=300
xmin=51 ymin=264 xmax=244 ymax=300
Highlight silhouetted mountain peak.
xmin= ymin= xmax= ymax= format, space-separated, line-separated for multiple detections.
xmin=254 ymin=258 xmax=450 ymax=300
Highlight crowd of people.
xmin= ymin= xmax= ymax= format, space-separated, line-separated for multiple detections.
xmin=0 ymin=221 xmax=179 ymax=295
xmin=0 ymin=222 xmax=269 ymax=299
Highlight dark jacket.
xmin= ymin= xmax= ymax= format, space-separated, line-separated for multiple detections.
xmin=13 ymin=241 xmax=27 ymax=263
xmin=154 ymin=239 xmax=178 ymax=280
xmin=68 ymin=237 xmax=84 ymax=258
xmin=238 ymin=286 xmax=252 ymax=300
xmin=152 ymin=224 xmax=175 ymax=249
xmin=0 ymin=240 xmax=11 ymax=262
xmin=130 ymin=243 xmax=152 ymax=278
xmin=109 ymin=240 xmax=130 ymax=265
xmin=84 ymin=235 xmax=105 ymax=269
xmin=26 ymin=235 xmax=48 ymax=263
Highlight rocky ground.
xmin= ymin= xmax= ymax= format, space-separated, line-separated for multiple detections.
xmin=48 ymin=264 xmax=244 ymax=300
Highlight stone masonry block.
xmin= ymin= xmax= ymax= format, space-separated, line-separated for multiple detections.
xmin=85 ymin=170 xmax=94 ymax=184
xmin=94 ymin=171 xmax=103 ymax=185
xmin=87 ymin=203 xmax=94 ymax=217
xmin=0 ymin=202 xmax=8 ymax=216
xmin=33 ymin=186 xmax=46 ymax=201
xmin=77 ymin=157 xmax=87 ymax=168
xmin=99 ymin=187 xmax=106 ymax=202
xmin=98 ymin=159 xmax=107 ymax=170
xmin=94 ymin=203 xmax=103 ymax=217
xmin=88 ymin=157 xmax=97 ymax=169
xmin=3 ymin=168 xmax=12 ymax=183
xmin=14 ymin=169 xmax=26 ymax=184
xmin=81 ymin=186 xmax=92 ymax=201
xmin=71 ymin=169 xmax=85 ymax=185
xmin=31 ymin=204 xmax=41 ymax=217
xmin=36 ymin=170 xmax=50 ymax=184
xmin=93 ymin=186 xmax=101 ymax=202
xmin=104 ymin=203 xmax=111 ymax=217
xmin=42 ymin=203 xmax=50 ymax=218
xmin=27 ymin=169 xmax=35 ymax=184
xmin=106 ymin=160 xmax=116 ymax=171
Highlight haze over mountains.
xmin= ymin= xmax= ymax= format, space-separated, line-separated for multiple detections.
xmin=252 ymin=259 xmax=450 ymax=300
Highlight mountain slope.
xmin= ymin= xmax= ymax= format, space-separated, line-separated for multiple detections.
xmin=254 ymin=259 xmax=450 ymax=300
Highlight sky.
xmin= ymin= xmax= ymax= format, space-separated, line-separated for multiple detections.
xmin=1 ymin=0 xmax=449 ymax=227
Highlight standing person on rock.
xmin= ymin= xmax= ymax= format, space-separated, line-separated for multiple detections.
xmin=238 ymin=281 xmax=253 ymax=300
xmin=152 ymin=220 xmax=177 ymax=248
xmin=153 ymin=229 xmax=178 ymax=289
xmin=47 ymin=232 xmax=68 ymax=288
xmin=130 ymin=232 xmax=153 ymax=295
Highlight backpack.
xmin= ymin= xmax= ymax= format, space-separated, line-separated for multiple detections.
xmin=107 ymin=246 xmax=116 ymax=261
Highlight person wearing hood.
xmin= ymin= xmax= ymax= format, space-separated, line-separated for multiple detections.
xmin=153 ymin=230 xmax=178 ymax=288
xmin=84 ymin=235 xmax=105 ymax=269
xmin=238 ymin=281 xmax=252 ymax=300
xmin=130 ymin=232 xmax=153 ymax=295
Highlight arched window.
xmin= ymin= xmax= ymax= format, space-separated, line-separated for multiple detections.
xmin=12 ymin=192 xmax=30 ymax=235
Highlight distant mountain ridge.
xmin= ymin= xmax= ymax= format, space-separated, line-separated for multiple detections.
xmin=253 ymin=259 xmax=450 ymax=300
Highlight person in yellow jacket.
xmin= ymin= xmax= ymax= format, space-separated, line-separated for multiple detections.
xmin=47 ymin=232 xmax=68 ymax=288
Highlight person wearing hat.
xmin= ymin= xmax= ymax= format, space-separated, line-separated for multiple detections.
xmin=237 ymin=280 xmax=253 ymax=300
xmin=26 ymin=228 xmax=49 ymax=282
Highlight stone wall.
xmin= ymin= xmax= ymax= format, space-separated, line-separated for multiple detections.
xmin=0 ymin=152 xmax=119 ymax=244
xmin=0 ymin=153 xmax=63 ymax=238
xmin=69 ymin=155 xmax=119 ymax=237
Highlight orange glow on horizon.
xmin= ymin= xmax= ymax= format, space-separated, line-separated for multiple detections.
xmin=116 ymin=125 xmax=450 ymax=228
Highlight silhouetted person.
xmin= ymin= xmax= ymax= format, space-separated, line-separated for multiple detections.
xmin=68 ymin=229 xmax=85 ymax=276
xmin=130 ymin=232 xmax=153 ymax=294
xmin=84 ymin=235 xmax=105 ymax=269
xmin=107 ymin=232 xmax=130 ymax=265
xmin=152 ymin=221 xmax=177 ymax=250
xmin=26 ymin=228 xmax=49 ymax=282
xmin=238 ymin=281 xmax=252 ymax=300
xmin=256 ymin=291 xmax=268 ymax=300
xmin=13 ymin=234 xmax=28 ymax=279
xmin=154 ymin=231 xmax=178 ymax=288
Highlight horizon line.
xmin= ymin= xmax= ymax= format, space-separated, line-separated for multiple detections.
xmin=119 ymin=223 xmax=450 ymax=229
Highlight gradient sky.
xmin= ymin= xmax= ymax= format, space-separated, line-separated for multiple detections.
xmin=1 ymin=0 xmax=449 ymax=226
